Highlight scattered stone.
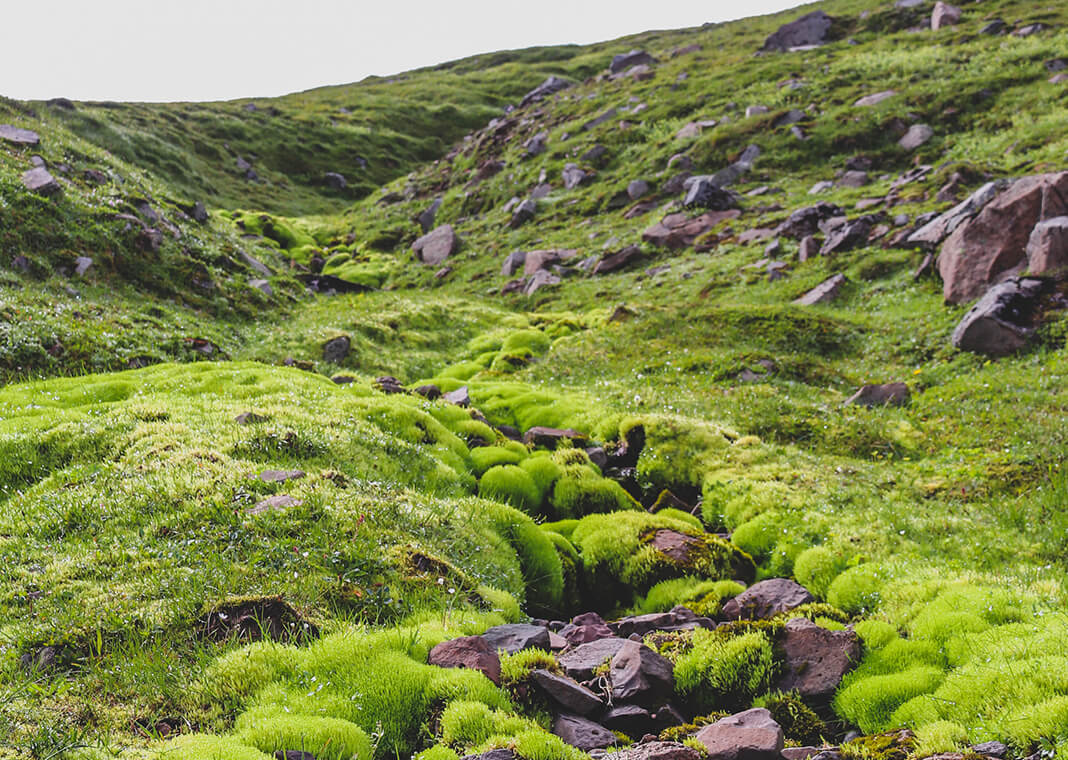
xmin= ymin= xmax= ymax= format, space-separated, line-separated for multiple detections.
xmin=553 ymin=714 xmax=618 ymax=751
xmin=809 ymin=181 xmax=834 ymax=195
xmin=931 ymin=2 xmax=962 ymax=30
xmin=275 ymin=752 xmax=314 ymax=760
xmin=1051 ymin=73 xmax=1068 ymax=85
xmin=523 ymin=426 xmax=587 ymax=448
xmin=323 ymin=172 xmax=347 ymax=189
xmin=322 ymin=336 xmax=351 ymax=363
xmin=778 ymin=203 xmax=844 ymax=239
xmin=745 ymin=105 xmax=769 ymax=118
xmin=21 ymin=167 xmax=60 ymax=194
xmin=899 ymin=124 xmax=934 ymax=151
xmin=722 ymin=578 xmax=815 ymax=620
xmin=582 ymin=144 xmax=608 ymax=164
xmin=628 ymin=180 xmax=651 ymax=200
xmin=979 ymin=19 xmax=1008 ymax=35
xmin=560 ymin=612 xmax=615 ymax=645
xmin=609 ymin=639 xmax=674 ymax=707
xmin=846 ymin=383 xmax=911 ymax=407
xmin=581 ymin=108 xmax=619 ymax=132
xmin=73 ymin=256 xmax=93 ymax=276
xmin=375 ymin=376 xmax=407 ymax=395
xmin=1025 ymin=216 xmax=1068 ymax=275
xmin=762 ymin=11 xmax=834 ymax=52
xmin=612 ymin=607 xmax=713 ymax=638
xmin=524 ymin=249 xmax=575 ymax=275
xmin=482 ymin=623 xmax=551 ymax=654
xmin=235 ymin=412 xmax=269 ymax=425
xmin=83 ymin=169 xmax=109 ymax=185
xmin=429 ymin=635 xmax=502 ymax=685
xmin=601 ymin=706 xmax=658 ymax=738
xmin=256 ymin=470 xmax=306 ymax=483
xmin=799 ymin=236 xmax=821 ymax=261
xmin=501 ymin=250 xmax=527 ymax=277
xmin=793 ymin=274 xmax=847 ymax=305
xmin=643 ymin=210 xmax=741 ymax=249
xmin=138 ymin=228 xmax=164 ymax=252
xmin=854 ymin=90 xmax=896 ymax=107
xmin=696 ymin=709 xmax=784 ymax=760
xmin=777 ymin=618 xmax=862 ymax=700
xmin=524 ymin=269 xmax=560 ymax=297
xmin=603 ymin=742 xmax=699 ymax=760
xmin=0 ymin=124 xmax=40 ymax=146
xmin=250 ymin=279 xmax=273 ymax=296
xmin=414 ymin=384 xmax=442 ymax=400
xmin=524 ymin=132 xmax=549 ymax=157
xmin=510 ymin=198 xmax=537 ymax=228
xmin=412 ymin=224 xmax=460 ymax=266
xmin=563 ymin=163 xmax=591 ymax=189
xmin=593 ymin=245 xmax=642 ymax=275
xmin=520 ymin=76 xmax=572 ymax=108
xmin=532 ymin=669 xmax=604 ymax=715
xmin=417 ymin=198 xmax=443 ymax=233
xmin=249 ymin=494 xmax=303 ymax=515
xmin=443 ymin=386 xmax=471 ymax=406
xmin=839 ymin=171 xmax=870 ymax=188
xmin=684 ymin=178 xmax=739 ymax=211
xmin=971 ymin=742 xmax=1008 ymax=759
xmin=820 ymin=218 xmax=873 ymax=255
xmin=611 ymin=50 xmax=656 ymax=74
xmin=559 ymin=637 xmax=630 ymax=681
xmin=1014 ymin=23 xmax=1045 ymax=37
xmin=951 ymin=278 xmax=1045 ymax=356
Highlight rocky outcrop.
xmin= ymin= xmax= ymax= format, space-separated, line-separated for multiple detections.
xmin=1026 ymin=216 xmax=1068 ymax=274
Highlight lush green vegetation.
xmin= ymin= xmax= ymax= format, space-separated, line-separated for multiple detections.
xmin=2 ymin=0 xmax=1068 ymax=757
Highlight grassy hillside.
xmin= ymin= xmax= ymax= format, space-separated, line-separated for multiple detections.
xmin=2 ymin=0 xmax=1068 ymax=758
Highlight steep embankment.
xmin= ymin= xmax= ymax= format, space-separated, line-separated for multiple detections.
xmin=2 ymin=1 xmax=1068 ymax=759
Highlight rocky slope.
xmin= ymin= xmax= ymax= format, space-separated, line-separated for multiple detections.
xmin=2 ymin=1 xmax=1068 ymax=760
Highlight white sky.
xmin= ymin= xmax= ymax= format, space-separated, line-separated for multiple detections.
xmin=0 ymin=1 xmax=806 ymax=103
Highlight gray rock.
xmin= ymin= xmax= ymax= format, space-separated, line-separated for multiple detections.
xmin=839 ymin=171 xmax=870 ymax=188
xmin=778 ymin=203 xmax=845 ymax=239
xmin=532 ymin=669 xmax=604 ymax=715
xmin=628 ymin=180 xmax=651 ymax=200
xmin=524 ymin=132 xmax=549 ymax=157
xmin=611 ymin=50 xmax=656 ymax=74
xmin=854 ymin=90 xmax=897 ymax=107
xmin=0 ymin=124 xmax=40 ymax=146
xmin=482 ymin=623 xmax=550 ymax=654
xmin=74 ymin=257 xmax=93 ymax=276
xmin=412 ymin=224 xmax=460 ymax=266
xmin=249 ymin=494 xmax=302 ymax=515
xmin=239 ymin=250 xmax=273 ymax=278
xmin=250 ymin=278 xmax=273 ymax=296
xmin=559 ymin=637 xmax=630 ymax=681
xmin=1025 ymin=216 xmax=1068 ymax=274
xmin=322 ymin=336 xmax=351 ymax=363
xmin=907 ymin=180 xmax=1010 ymax=248
xmin=602 ymin=742 xmax=700 ymax=760
xmin=793 ymin=274 xmax=847 ymax=305
xmin=971 ymin=741 xmax=1008 ymax=759
xmin=684 ymin=178 xmax=738 ymax=211
xmin=951 ymin=278 xmax=1045 ymax=356
xmin=609 ymin=639 xmax=674 ymax=708
xmin=417 ymin=198 xmax=443 ymax=233
xmin=931 ymin=1 xmax=962 ymax=30
xmin=563 ymin=163 xmax=591 ymax=190
xmin=323 ymin=172 xmax=347 ymax=189
xmin=520 ymin=76 xmax=572 ymax=108
xmin=552 ymin=714 xmax=618 ymax=751
xmin=581 ymin=108 xmax=619 ymax=132
xmin=820 ymin=218 xmax=872 ymax=255
xmin=510 ymin=198 xmax=537 ymax=228
xmin=21 ymin=167 xmax=60 ymax=194
xmin=979 ymin=19 xmax=1007 ymax=35
xmin=899 ymin=124 xmax=934 ymax=151
xmin=799 ymin=236 xmax=821 ymax=261
xmin=257 ymin=470 xmax=306 ymax=483
xmin=593 ymin=245 xmax=642 ymax=275
xmin=762 ymin=11 xmax=834 ymax=52
xmin=443 ymin=386 xmax=471 ymax=407
xmin=501 ymin=250 xmax=527 ymax=277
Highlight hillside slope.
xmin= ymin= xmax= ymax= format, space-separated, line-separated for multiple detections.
xmin=2 ymin=1 xmax=1068 ymax=759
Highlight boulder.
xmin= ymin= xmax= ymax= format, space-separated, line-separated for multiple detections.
xmin=562 ymin=163 xmax=591 ymax=190
xmin=854 ymin=90 xmax=897 ymax=107
xmin=601 ymin=705 xmax=657 ymax=737
xmin=799 ymin=236 xmax=821 ymax=261
xmin=907 ymin=180 xmax=1010 ymax=248
xmin=762 ymin=11 xmax=834 ymax=52
xmin=839 ymin=171 xmax=870 ymax=188
xmin=776 ymin=618 xmax=862 ymax=700
xmin=560 ymin=613 xmax=615 ymax=645
xmin=643 ymin=210 xmax=741 ymax=249
xmin=937 ymin=172 xmax=1068 ymax=304
xmin=520 ymin=76 xmax=572 ymax=108
xmin=899 ymin=124 xmax=934 ymax=151
xmin=845 ymin=383 xmax=911 ymax=407
xmin=684 ymin=178 xmax=739 ymax=211
xmin=428 ymin=636 xmax=502 ymax=685
xmin=510 ymin=199 xmax=537 ymax=228
xmin=532 ymin=669 xmax=604 ymax=715
xmin=602 ymin=742 xmax=700 ymax=760
xmin=524 ymin=269 xmax=560 ymax=297
xmin=611 ymin=50 xmax=656 ymax=74
xmin=593 ymin=245 xmax=642 ymax=275
xmin=412 ymin=224 xmax=460 ymax=266
xmin=695 ymin=709 xmax=784 ymax=760
xmin=0 ymin=124 xmax=40 ymax=146
xmin=931 ymin=2 xmax=962 ymax=30
xmin=524 ymin=132 xmax=549 ymax=158
xmin=951 ymin=278 xmax=1045 ymax=356
xmin=628 ymin=180 xmax=651 ymax=200
xmin=322 ymin=336 xmax=351 ymax=363
xmin=523 ymin=249 xmax=570 ymax=275
xmin=21 ymin=167 xmax=60 ymax=194
xmin=612 ymin=607 xmax=713 ymax=638
xmin=793 ymin=274 xmax=847 ymax=305
xmin=1025 ymin=216 xmax=1068 ymax=274
xmin=609 ymin=639 xmax=674 ymax=707
xmin=820 ymin=217 xmax=873 ymax=255
xmin=559 ymin=637 xmax=631 ymax=681
xmin=552 ymin=714 xmax=618 ymax=751
xmin=581 ymin=109 xmax=619 ymax=132
xmin=481 ymin=623 xmax=550 ymax=654
xmin=721 ymin=578 xmax=815 ymax=620
xmin=777 ymin=203 xmax=845 ymax=239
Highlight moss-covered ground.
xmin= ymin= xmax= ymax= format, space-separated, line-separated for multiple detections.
xmin=2 ymin=0 xmax=1068 ymax=757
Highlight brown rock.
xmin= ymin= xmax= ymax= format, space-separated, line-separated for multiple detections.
xmin=951 ymin=278 xmax=1045 ymax=356
xmin=594 ymin=245 xmax=642 ymax=275
xmin=650 ymin=530 xmax=701 ymax=564
xmin=793 ymin=274 xmax=847 ymax=305
xmin=603 ymin=742 xmax=700 ymax=760
xmin=532 ymin=669 xmax=604 ymax=715
xmin=776 ymin=618 xmax=861 ymax=700
xmin=696 ymin=708 xmax=784 ymax=760
xmin=937 ymin=172 xmax=1068 ymax=304
xmin=248 ymin=494 xmax=303 ymax=515
xmin=799 ymin=236 xmax=821 ymax=261
xmin=256 ymin=470 xmax=306 ymax=483
xmin=721 ymin=578 xmax=815 ymax=620
xmin=412 ymin=224 xmax=460 ymax=266
xmin=482 ymin=623 xmax=550 ymax=654
xmin=643 ymin=210 xmax=741 ymax=249
xmin=428 ymin=635 xmax=502 ymax=685
xmin=553 ymin=714 xmax=618 ymax=751
xmin=524 ymin=249 xmax=577 ymax=275
xmin=609 ymin=639 xmax=674 ymax=707
xmin=559 ymin=637 xmax=630 ymax=681
xmin=845 ymin=383 xmax=910 ymax=407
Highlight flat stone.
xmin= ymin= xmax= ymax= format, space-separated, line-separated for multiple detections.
xmin=0 ymin=124 xmax=40 ymax=146
xmin=21 ymin=167 xmax=60 ymax=194
xmin=553 ymin=714 xmax=618 ymax=751
xmin=532 ymin=669 xmax=604 ymax=715
xmin=563 ymin=163 xmax=591 ymax=189
xmin=722 ymin=578 xmax=815 ymax=620
xmin=854 ymin=90 xmax=896 ymax=107
xmin=777 ymin=618 xmax=862 ymax=700
xmin=762 ymin=11 xmax=833 ymax=52
xmin=481 ymin=623 xmax=550 ymax=654
xmin=249 ymin=494 xmax=303 ymax=515
xmin=593 ymin=245 xmax=642 ymax=275
xmin=559 ymin=637 xmax=630 ymax=681
xmin=256 ymin=470 xmax=306 ymax=484
xmin=846 ymin=383 xmax=910 ymax=407
xmin=899 ymin=124 xmax=934 ymax=151
xmin=602 ymin=742 xmax=700 ymax=760
xmin=523 ymin=426 xmax=587 ymax=448
xmin=524 ymin=269 xmax=560 ymax=297
xmin=793 ymin=274 xmax=847 ymax=305
xmin=501 ymin=251 xmax=527 ymax=277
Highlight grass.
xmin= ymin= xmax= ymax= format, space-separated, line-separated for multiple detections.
xmin=3 ymin=0 xmax=1068 ymax=757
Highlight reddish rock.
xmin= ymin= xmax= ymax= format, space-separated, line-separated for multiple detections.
xmin=777 ymin=618 xmax=861 ymax=699
xmin=482 ymin=623 xmax=550 ymax=654
xmin=845 ymin=383 xmax=910 ymax=407
xmin=532 ymin=669 xmax=604 ymax=715
xmin=793 ymin=274 xmax=847 ymax=305
xmin=523 ymin=249 xmax=576 ymax=275
xmin=559 ymin=637 xmax=630 ymax=681
xmin=523 ymin=426 xmax=588 ymax=448
xmin=429 ymin=635 xmax=502 ymax=685
xmin=721 ymin=578 xmax=814 ymax=620
xmin=799 ymin=236 xmax=821 ymax=261
xmin=1025 ymin=216 xmax=1068 ymax=275
xmin=612 ymin=607 xmax=714 ymax=638
xmin=650 ymin=530 xmax=701 ymax=564
xmin=854 ymin=90 xmax=896 ymax=107
xmin=937 ymin=172 xmax=1068 ymax=303
xmin=593 ymin=245 xmax=642 ymax=275
xmin=762 ymin=11 xmax=833 ymax=52
xmin=603 ymin=742 xmax=700 ymax=760
xmin=412 ymin=224 xmax=460 ymax=266
xmin=609 ymin=639 xmax=675 ymax=708
xmin=696 ymin=708 xmax=784 ymax=760
xmin=643 ymin=210 xmax=741 ymax=249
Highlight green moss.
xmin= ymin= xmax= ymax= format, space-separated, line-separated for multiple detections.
xmin=235 ymin=708 xmax=373 ymax=760
xmin=479 ymin=465 xmax=542 ymax=513
xmin=793 ymin=546 xmax=848 ymax=599
xmin=755 ymin=691 xmax=826 ymax=746
xmin=827 ymin=565 xmax=887 ymax=616
xmin=634 ymin=577 xmax=744 ymax=616
xmin=549 ymin=464 xmax=640 ymax=519
xmin=834 ymin=666 xmax=945 ymax=734
xmin=163 ymin=735 xmax=272 ymax=760
xmin=417 ymin=746 xmax=461 ymax=760
xmin=471 ymin=446 xmax=526 ymax=476
xmin=674 ymin=630 xmax=776 ymax=714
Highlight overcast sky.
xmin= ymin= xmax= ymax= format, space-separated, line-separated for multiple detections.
xmin=0 ymin=1 xmax=806 ymax=103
